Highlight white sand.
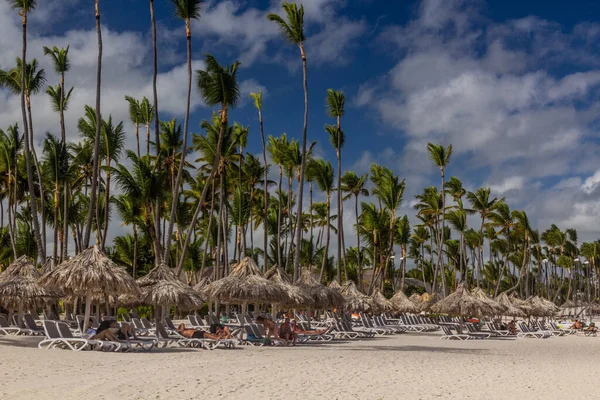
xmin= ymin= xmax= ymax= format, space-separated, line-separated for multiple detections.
xmin=0 ymin=332 xmax=596 ymax=399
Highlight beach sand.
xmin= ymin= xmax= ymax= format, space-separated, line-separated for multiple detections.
xmin=0 ymin=332 xmax=595 ymax=399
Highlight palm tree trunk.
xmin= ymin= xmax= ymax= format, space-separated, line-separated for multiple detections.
xmin=222 ymin=199 xmax=229 ymax=275
xmin=257 ymin=108 xmax=268 ymax=271
xmin=165 ymin=17 xmax=193 ymax=264
xmin=201 ymin=178 xmax=216 ymax=271
xmin=284 ymin=176 xmax=292 ymax=271
xmin=293 ymin=43 xmax=309 ymax=281
xmin=53 ymin=183 xmax=59 ymax=263
xmin=146 ymin=124 xmax=150 ymax=156
xmin=84 ymin=0 xmax=103 ymax=249
xmin=132 ymin=223 xmax=138 ymax=278
xmin=101 ymin=160 xmax=111 ymax=250
xmin=438 ymin=169 xmax=446 ymax=294
xmin=135 ymin=123 xmax=140 ymax=157
xmin=319 ymin=194 xmax=331 ymax=284
xmin=309 ymin=182 xmax=313 ymax=243
xmin=7 ymin=179 xmax=17 ymax=258
xmin=149 ymin=0 xmax=160 ymax=156
xmin=277 ymin=167 xmax=283 ymax=268
xmin=60 ymin=72 xmax=69 ymax=262
xmin=355 ymin=195 xmax=362 ymax=289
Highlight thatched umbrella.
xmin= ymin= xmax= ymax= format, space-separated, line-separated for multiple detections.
xmin=295 ymin=268 xmax=344 ymax=309
xmin=409 ymin=293 xmax=424 ymax=311
xmin=137 ymin=262 xmax=179 ymax=286
xmin=328 ymin=280 xmax=342 ymax=291
xmin=340 ymin=280 xmax=371 ymax=312
xmin=471 ymin=288 xmax=507 ymax=315
xmin=390 ymin=290 xmax=420 ymax=313
xmin=0 ymin=256 xmax=60 ymax=326
xmin=264 ymin=267 xmax=312 ymax=308
xmin=431 ymin=284 xmax=495 ymax=316
xmin=420 ymin=292 xmax=439 ymax=312
xmin=369 ymin=289 xmax=396 ymax=314
xmin=203 ymin=257 xmax=290 ymax=308
xmin=193 ymin=277 xmax=212 ymax=292
xmin=508 ymin=293 xmax=537 ymax=316
xmin=495 ymin=292 xmax=526 ymax=317
xmin=525 ymin=296 xmax=556 ymax=317
xmin=39 ymin=245 xmax=138 ymax=332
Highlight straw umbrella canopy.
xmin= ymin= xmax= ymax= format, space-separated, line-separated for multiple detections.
xmin=264 ymin=267 xmax=312 ymax=307
xmin=0 ymin=256 xmax=61 ymax=325
xmin=471 ymin=287 xmax=507 ymax=315
xmin=328 ymin=280 xmax=342 ymax=291
xmin=525 ymin=296 xmax=556 ymax=317
xmin=295 ymin=268 xmax=344 ymax=309
xmin=431 ymin=284 xmax=495 ymax=316
xmin=495 ymin=292 xmax=526 ymax=317
xmin=38 ymin=245 xmax=139 ymax=332
xmin=340 ymin=280 xmax=371 ymax=312
xmin=409 ymin=293 xmax=424 ymax=311
xmin=137 ymin=262 xmax=179 ymax=287
xmin=202 ymin=257 xmax=290 ymax=306
xmin=193 ymin=277 xmax=212 ymax=292
xmin=537 ymin=296 xmax=559 ymax=314
xmin=369 ymin=289 xmax=396 ymax=314
xmin=390 ymin=290 xmax=420 ymax=313
xmin=508 ymin=293 xmax=537 ymax=316
xmin=420 ymin=292 xmax=439 ymax=312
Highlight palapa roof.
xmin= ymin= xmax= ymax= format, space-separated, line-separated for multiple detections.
xmin=525 ymin=296 xmax=556 ymax=317
xmin=340 ymin=280 xmax=371 ymax=312
xmin=495 ymin=292 xmax=526 ymax=317
xmin=202 ymin=257 xmax=290 ymax=304
xmin=431 ymin=284 xmax=495 ymax=316
xmin=369 ymin=289 xmax=396 ymax=314
xmin=295 ymin=268 xmax=344 ymax=309
xmin=471 ymin=288 xmax=507 ymax=315
xmin=141 ymin=279 xmax=204 ymax=309
xmin=38 ymin=245 xmax=139 ymax=296
xmin=193 ymin=277 xmax=212 ymax=292
xmin=328 ymin=280 xmax=342 ymax=291
xmin=390 ymin=290 xmax=420 ymax=313
xmin=137 ymin=262 xmax=179 ymax=287
xmin=264 ymin=266 xmax=312 ymax=306
xmin=0 ymin=256 xmax=39 ymax=281
xmin=508 ymin=293 xmax=536 ymax=316
xmin=420 ymin=292 xmax=439 ymax=312
xmin=0 ymin=275 xmax=61 ymax=308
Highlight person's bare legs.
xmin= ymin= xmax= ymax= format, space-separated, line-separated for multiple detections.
xmin=204 ymin=332 xmax=222 ymax=340
xmin=95 ymin=330 xmax=118 ymax=341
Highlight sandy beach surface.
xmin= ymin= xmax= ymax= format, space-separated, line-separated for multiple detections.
xmin=0 ymin=332 xmax=595 ymax=399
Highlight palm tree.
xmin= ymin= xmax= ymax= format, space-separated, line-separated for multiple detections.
xmin=167 ymin=0 xmax=202 ymax=268
xmin=114 ymin=194 xmax=143 ymax=277
xmin=125 ymin=96 xmax=142 ymax=156
xmin=306 ymin=159 xmax=334 ymax=283
xmin=467 ymin=187 xmax=499 ymax=288
xmin=396 ymin=215 xmax=410 ymax=290
xmin=446 ymin=209 xmax=467 ymax=289
xmin=82 ymin=0 xmax=105 ymax=254
xmin=176 ymin=54 xmax=241 ymax=274
xmin=41 ymin=134 xmax=70 ymax=264
xmin=341 ymin=171 xmax=368 ymax=285
xmin=139 ymin=97 xmax=154 ymax=155
xmin=268 ymin=2 xmax=308 ymax=280
xmin=326 ymin=89 xmax=346 ymax=280
xmin=267 ymin=134 xmax=287 ymax=268
xmin=0 ymin=124 xmax=23 ymax=257
xmin=427 ymin=143 xmax=452 ymax=294
xmin=250 ymin=91 xmax=269 ymax=271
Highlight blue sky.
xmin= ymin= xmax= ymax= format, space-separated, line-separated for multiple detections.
xmin=2 ymin=0 xmax=600 ymax=247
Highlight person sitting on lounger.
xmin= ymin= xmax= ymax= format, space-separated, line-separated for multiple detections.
xmin=95 ymin=320 xmax=136 ymax=341
xmin=279 ymin=318 xmax=297 ymax=346
xmin=507 ymin=320 xmax=517 ymax=335
xmin=584 ymin=322 xmax=596 ymax=334
xmin=210 ymin=323 xmax=232 ymax=339
xmin=82 ymin=318 xmax=97 ymax=339
xmin=177 ymin=323 xmax=222 ymax=340
xmin=570 ymin=320 xmax=583 ymax=330
xmin=256 ymin=315 xmax=278 ymax=337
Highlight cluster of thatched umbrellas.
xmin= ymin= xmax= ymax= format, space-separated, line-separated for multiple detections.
xmin=0 ymin=248 xmax=565 ymax=336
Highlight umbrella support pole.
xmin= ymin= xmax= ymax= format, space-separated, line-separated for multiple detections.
xmin=83 ymin=292 xmax=92 ymax=333
xmin=155 ymin=305 xmax=162 ymax=327
xmin=17 ymin=300 xmax=24 ymax=328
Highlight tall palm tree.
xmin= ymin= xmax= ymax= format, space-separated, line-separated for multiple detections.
xmin=267 ymin=134 xmax=287 ymax=268
xmin=341 ymin=171 xmax=368 ymax=286
xmin=467 ymin=187 xmax=499 ymax=288
xmin=250 ymin=91 xmax=269 ymax=270
xmin=395 ymin=215 xmax=410 ymax=290
xmin=176 ymin=54 xmax=241 ymax=274
xmin=268 ymin=2 xmax=308 ymax=280
xmin=114 ymin=194 xmax=143 ymax=277
xmin=306 ymin=159 xmax=334 ymax=283
xmin=427 ymin=143 xmax=452 ymax=294
xmin=167 ymin=0 xmax=202 ymax=269
xmin=43 ymin=46 xmax=70 ymax=142
xmin=446 ymin=209 xmax=467 ymax=289
xmin=125 ymin=96 xmax=142 ymax=156
xmin=82 ymin=0 xmax=104 ymax=253
xmin=0 ymin=124 xmax=23 ymax=257
xmin=139 ymin=97 xmax=154 ymax=155
xmin=326 ymin=89 xmax=346 ymax=280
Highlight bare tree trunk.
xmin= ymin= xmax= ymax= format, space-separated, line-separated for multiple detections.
xmin=149 ymin=0 xmax=160 ymax=155
xmin=84 ymin=0 xmax=103 ymax=249
xmin=318 ymin=195 xmax=331 ymax=284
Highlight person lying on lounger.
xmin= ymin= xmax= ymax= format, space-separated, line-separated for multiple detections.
xmin=584 ymin=322 xmax=596 ymax=334
xmin=177 ymin=323 xmax=223 ymax=340
xmin=507 ymin=320 xmax=517 ymax=335
xmin=209 ymin=323 xmax=232 ymax=339
xmin=291 ymin=320 xmax=327 ymax=335
xmin=95 ymin=320 xmax=136 ymax=341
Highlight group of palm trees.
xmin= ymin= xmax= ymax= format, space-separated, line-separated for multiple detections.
xmin=0 ymin=0 xmax=597 ymax=307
